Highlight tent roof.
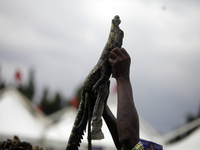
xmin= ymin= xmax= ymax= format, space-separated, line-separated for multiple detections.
xmin=2 ymin=87 xmax=200 ymax=150
xmin=44 ymin=95 xmax=163 ymax=149
xmin=164 ymin=118 xmax=200 ymax=150
xmin=165 ymin=126 xmax=200 ymax=150
xmin=0 ymin=88 xmax=163 ymax=149
xmin=0 ymin=87 xmax=51 ymax=144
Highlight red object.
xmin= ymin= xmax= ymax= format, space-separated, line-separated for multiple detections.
xmin=70 ymin=97 xmax=79 ymax=109
xmin=36 ymin=105 xmax=43 ymax=112
xmin=15 ymin=70 xmax=22 ymax=82
xmin=112 ymin=83 xmax=117 ymax=95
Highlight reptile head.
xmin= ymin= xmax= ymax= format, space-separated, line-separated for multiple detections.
xmin=112 ymin=15 xmax=121 ymax=27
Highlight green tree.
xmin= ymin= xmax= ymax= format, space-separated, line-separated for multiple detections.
xmin=40 ymin=88 xmax=50 ymax=114
xmin=40 ymin=89 xmax=63 ymax=115
xmin=52 ymin=92 xmax=61 ymax=113
xmin=17 ymin=69 xmax=35 ymax=101
xmin=25 ymin=69 xmax=35 ymax=100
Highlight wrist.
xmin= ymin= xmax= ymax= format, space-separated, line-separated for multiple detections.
xmin=116 ymin=76 xmax=130 ymax=82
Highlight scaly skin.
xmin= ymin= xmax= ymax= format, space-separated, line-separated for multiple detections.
xmin=66 ymin=15 xmax=124 ymax=150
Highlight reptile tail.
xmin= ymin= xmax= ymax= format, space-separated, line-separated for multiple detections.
xmin=66 ymin=93 xmax=88 ymax=150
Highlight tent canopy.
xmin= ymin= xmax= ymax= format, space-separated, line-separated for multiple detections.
xmin=0 ymin=88 xmax=51 ymax=145
xmin=44 ymin=95 xmax=163 ymax=150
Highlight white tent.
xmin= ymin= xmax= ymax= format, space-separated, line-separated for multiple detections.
xmin=0 ymin=87 xmax=51 ymax=146
xmin=44 ymin=106 xmax=118 ymax=150
xmin=165 ymin=127 xmax=200 ymax=150
xmin=0 ymin=88 xmax=164 ymax=149
xmin=44 ymin=95 xmax=163 ymax=150
xmin=163 ymin=118 xmax=200 ymax=150
xmin=2 ymin=87 xmax=200 ymax=150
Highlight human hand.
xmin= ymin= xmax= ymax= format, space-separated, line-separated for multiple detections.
xmin=109 ymin=47 xmax=131 ymax=80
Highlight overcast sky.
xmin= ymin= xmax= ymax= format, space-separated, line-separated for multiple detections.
xmin=0 ymin=0 xmax=200 ymax=134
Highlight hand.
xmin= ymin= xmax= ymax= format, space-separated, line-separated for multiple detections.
xmin=109 ymin=48 xmax=131 ymax=80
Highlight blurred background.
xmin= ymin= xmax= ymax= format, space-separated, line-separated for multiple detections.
xmin=0 ymin=0 xmax=200 ymax=149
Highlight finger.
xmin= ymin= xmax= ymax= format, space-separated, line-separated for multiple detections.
xmin=120 ymin=48 xmax=129 ymax=57
xmin=109 ymin=57 xmax=117 ymax=67
xmin=112 ymin=47 xmax=120 ymax=51
xmin=109 ymin=49 xmax=119 ymax=59
xmin=112 ymin=47 xmax=124 ymax=57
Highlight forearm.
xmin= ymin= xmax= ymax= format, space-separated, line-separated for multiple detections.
xmin=109 ymin=48 xmax=139 ymax=149
xmin=116 ymin=77 xmax=139 ymax=149
xmin=103 ymin=105 xmax=121 ymax=150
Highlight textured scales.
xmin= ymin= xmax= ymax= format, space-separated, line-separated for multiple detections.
xmin=66 ymin=15 xmax=124 ymax=150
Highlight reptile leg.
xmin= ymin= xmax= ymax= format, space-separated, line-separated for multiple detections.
xmin=91 ymin=82 xmax=108 ymax=140
xmin=92 ymin=77 xmax=105 ymax=93
xmin=92 ymin=64 xmax=111 ymax=93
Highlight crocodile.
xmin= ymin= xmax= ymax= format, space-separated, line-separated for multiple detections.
xmin=66 ymin=15 xmax=124 ymax=150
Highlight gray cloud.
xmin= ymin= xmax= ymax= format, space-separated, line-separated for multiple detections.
xmin=0 ymin=0 xmax=200 ymax=134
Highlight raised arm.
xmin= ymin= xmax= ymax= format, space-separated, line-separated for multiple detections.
xmin=92 ymin=47 xmax=140 ymax=150
xmin=103 ymin=104 xmax=121 ymax=150
xmin=109 ymin=47 xmax=139 ymax=150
